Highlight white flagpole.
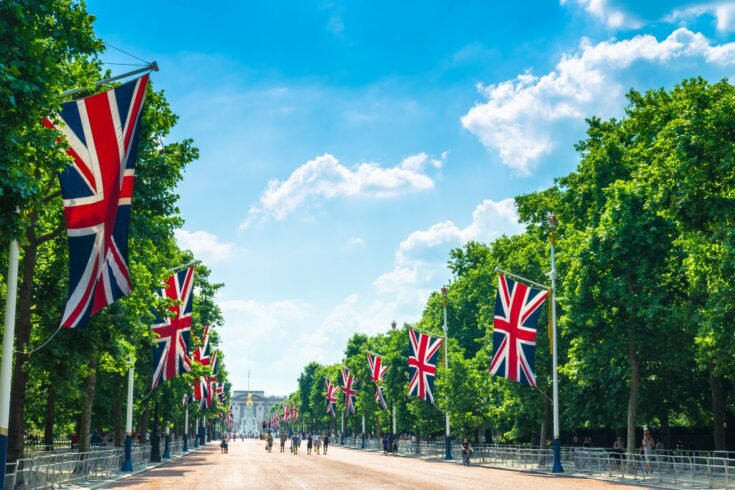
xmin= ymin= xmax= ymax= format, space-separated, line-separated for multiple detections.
xmin=549 ymin=214 xmax=563 ymax=473
xmin=60 ymin=62 xmax=158 ymax=99
xmin=0 ymin=239 xmax=19 ymax=488
xmin=441 ymin=287 xmax=452 ymax=460
xmin=183 ymin=406 xmax=189 ymax=452
xmin=121 ymin=360 xmax=135 ymax=471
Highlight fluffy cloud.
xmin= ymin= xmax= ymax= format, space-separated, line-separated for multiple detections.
xmin=461 ymin=28 xmax=735 ymax=174
xmin=666 ymin=2 xmax=735 ymax=32
xmin=174 ymin=229 xmax=234 ymax=263
xmin=560 ymin=0 xmax=641 ymax=29
xmin=346 ymin=236 xmax=366 ymax=247
xmin=374 ymin=198 xmax=523 ymax=296
xmin=241 ymin=152 xmax=446 ymax=227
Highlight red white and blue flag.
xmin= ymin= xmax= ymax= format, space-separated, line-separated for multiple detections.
xmin=367 ymin=353 xmax=388 ymax=411
xmin=408 ymin=328 xmax=442 ymax=404
xmin=194 ymin=376 xmax=209 ymax=409
xmin=207 ymin=351 xmax=219 ymax=408
xmin=151 ymin=266 xmax=194 ymax=390
xmin=292 ymin=407 xmax=299 ymax=421
xmin=193 ymin=326 xmax=212 ymax=408
xmin=282 ymin=404 xmax=291 ymax=423
xmin=325 ymin=378 xmax=338 ymax=417
xmin=44 ymin=75 xmax=149 ymax=328
xmin=489 ymin=274 xmax=549 ymax=387
xmin=341 ymin=368 xmax=358 ymax=415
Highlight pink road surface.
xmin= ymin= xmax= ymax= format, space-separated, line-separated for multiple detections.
xmin=100 ymin=439 xmax=650 ymax=489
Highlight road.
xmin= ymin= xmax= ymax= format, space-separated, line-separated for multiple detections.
xmin=102 ymin=439 xmax=650 ymax=489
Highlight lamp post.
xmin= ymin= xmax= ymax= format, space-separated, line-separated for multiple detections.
xmin=0 ymin=239 xmax=19 ymax=489
xmin=162 ymin=425 xmax=170 ymax=459
xmin=183 ymin=405 xmax=189 ymax=452
xmin=390 ymin=320 xmax=397 ymax=454
xmin=548 ymin=213 xmax=563 ymax=473
xmin=194 ymin=418 xmax=199 ymax=448
xmin=441 ymin=287 xmax=452 ymax=460
xmin=361 ymin=415 xmax=366 ymax=449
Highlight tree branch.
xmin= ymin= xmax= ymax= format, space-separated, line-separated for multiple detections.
xmin=34 ymin=224 xmax=64 ymax=246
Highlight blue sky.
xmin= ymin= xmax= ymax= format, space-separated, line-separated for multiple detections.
xmin=88 ymin=0 xmax=735 ymax=395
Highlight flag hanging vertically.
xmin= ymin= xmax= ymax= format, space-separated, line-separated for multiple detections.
xmin=44 ymin=75 xmax=150 ymax=328
xmin=151 ymin=266 xmax=195 ymax=390
xmin=408 ymin=328 xmax=442 ymax=404
xmin=282 ymin=404 xmax=291 ymax=423
xmin=206 ymin=350 xmax=219 ymax=408
xmin=341 ymin=368 xmax=358 ymax=415
xmin=367 ymin=352 xmax=388 ymax=411
xmin=489 ymin=273 xmax=549 ymax=387
xmin=325 ymin=377 xmax=338 ymax=417
xmin=192 ymin=326 xmax=212 ymax=409
xmin=292 ymin=407 xmax=299 ymax=421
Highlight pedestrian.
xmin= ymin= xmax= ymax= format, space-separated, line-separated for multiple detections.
xmin=611 ymin=437 xmax=624 ymax=469
xmin=280 ymin=432 xmax=287 ymax=453
xmin=382 ymin=435 xmax=389 ymax=455
xmin=292 ymin=433 xmax=300 ymax=455
xmin=642 ymin=429 xmax=654 ymax=473
xmin=314 ymin=434 xmax=321 ymax=455
xmin=306 ymin=433 xmax=313 ymax=455
xmin=267 ymin=433 xmax=273 ymax=453
xmin=220 ymin=435 xmax=227 ymax=454
xmin=323 ymin=432 xmax=330 ymax=455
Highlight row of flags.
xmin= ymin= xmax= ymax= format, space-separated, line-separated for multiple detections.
xmin=317 ymin=273 xmax=549 ymax=415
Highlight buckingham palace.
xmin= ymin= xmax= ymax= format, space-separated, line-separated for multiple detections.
xmin=231 ymin=390 xmax=286 ymax=435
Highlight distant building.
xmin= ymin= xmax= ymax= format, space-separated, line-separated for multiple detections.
xmin=231 ymin=390 xmax=286 ymax=434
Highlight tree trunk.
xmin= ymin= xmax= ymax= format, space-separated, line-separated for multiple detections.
xmin=661 ymin=410 xmax=671 ymax=450
xmin=78 ymin=353 xmax=98 ymax=453
xmin=709 ymin=362 xmax=726 ymax=450
xmin=540 ymin=392 xmax=550 ymax=448
xmin=8 ymin=239 xmax=39 ymax=461
xmin=140 ymin=404 xmax=150 ymax=444
xmin=626 ymin=341 xmax=640 ymax=457
xmin=43 ymin=384 xmax=55 ymax=451
xmin=113 ymin=385 xmax=123 ymax=447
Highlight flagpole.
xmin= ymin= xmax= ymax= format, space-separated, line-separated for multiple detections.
xmin=361 ymin=415 xmax=365 ymax=449
xmin=549 ymin=214 xmax=563 ymax=473
xmin=121 ymin=359 xmax=135 ymax=471
xmin=163 ymin=425 xmax=170 ymax=459
xmin=193 ymin=418 xmax=199 ymax=448
xmin=441 ymin=287 xmax=452 ymax=460
xmin=60 ymin=62 xmax=159 ymax=99
xmin=0 ymin=239 xmax=19 ymax=489
xmin=494 ymin=267 xmax=550 ymax=290
xmin=340 ymin=410 xmax=345 ymax=445
xmin=183 ymin=406 xmax=189 ymax=452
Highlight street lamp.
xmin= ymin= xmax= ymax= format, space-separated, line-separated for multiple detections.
xmin=441 ymin=287 xmax=452 ymax=460
xmin=548 ymin=213 xmax=563 ymax=473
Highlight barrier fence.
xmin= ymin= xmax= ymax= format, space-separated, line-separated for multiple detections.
xmin=334 ymin=437 xmax=735 ymax=489
xmin=2 ymin=437 xmax=200 ymax=489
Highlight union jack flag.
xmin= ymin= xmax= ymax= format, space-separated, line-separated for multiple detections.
xmin=216 ymin=382 xmax=225 ymax=404
xmin=193 ymin=376 xmax=209 ymax=409
xmin=341 ymin=368 xmax=358 ymax=415
xmin=182 ymin=392 xmax=193 ymax=406
xmin=325 ymin=378 xmax=338 ymax=417
xmin=44 ymin=76 xmax=149 ymax=328
xmin=193 ymin=325 xmax=212 ymax=367
xmin=282 ymin=404 xmax=290 ymax=423
xmin=408 ymin=328 xmax=442 ymax=404
xmin=489 ymin=274 xmax=549 ymax=387
xmin=271 ymin=413 xmax=279 ymax=429
xmin=207 ymin=351 xmax=219 ymax=408
xmin=367 ymin=353 xmax=388 ymax=410
xmin=150 ymin=266 xmax=194 ymax=390
xmin=224 ymin=408 xmax=233 ymax=427
xmin=292 ymin=407 xmax=299 ymax=421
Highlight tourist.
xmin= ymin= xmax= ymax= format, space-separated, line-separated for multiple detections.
xmin=220 ymin=435 xmax=228 ymax=454
xmin=292 ymin=433 xmax=300 ymax=455
xmin=611 ymin=437 xmax=624 ymax=469
xmin=306 ymin=433 xmax=313 ymax=455
xmin=642 ymin=429 xmax=654 ymax=473
xmin=280 ymin=432 xmax=287 ymax=453
xmin=323 ymin=432 xmax=329 ymax=455
xmin=382 ymin=435 xmax=389 ymax=455
xmin=314 ymin=434 xmax=321 ymax=455
xmin=266 ymin=433 xmax=273 ymax=453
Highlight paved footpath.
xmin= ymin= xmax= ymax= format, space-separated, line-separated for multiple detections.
xmin=100 ymin=439 xmax=652 ymax=489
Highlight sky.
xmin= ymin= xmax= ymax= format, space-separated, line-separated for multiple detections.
xmin=87 ymin=0 xmax=735 ymax=396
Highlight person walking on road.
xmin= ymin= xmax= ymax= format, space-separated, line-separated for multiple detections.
xmin=323 ymin=432 xmax=330 ymax=455
xmin=292 ymin=433 xmax=300 ymax=455
xmin=266 ymin=433 xmax=273 ymax=453
xmin=306 ymin=433 xmax=313 ymax=455
xmin=314 ymin=434 xmax=321 ymax=455
xmin=280 ymin=432 xmax=287 ymax=453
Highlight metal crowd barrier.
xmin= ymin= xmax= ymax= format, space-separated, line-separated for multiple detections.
xmin=1 ymin=440 xmax=201 ymax=489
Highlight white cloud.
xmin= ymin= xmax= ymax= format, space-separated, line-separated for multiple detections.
xmin=461 ymin=28 xmax=735 ymax=174
xmin=174 ymin=229 xmax=234 ymax=263
xmin=560 ymin=0 xmax=642 ymax=28
xmin=666 ymin=2 xmax=735 ymax=33
xmin=241 ymin=152 xmax=445 ymax=228
xmin=346 ymin=236 xmax=366 ymax=247
xmin=375 ymin=198 xmax=523 ymax=297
